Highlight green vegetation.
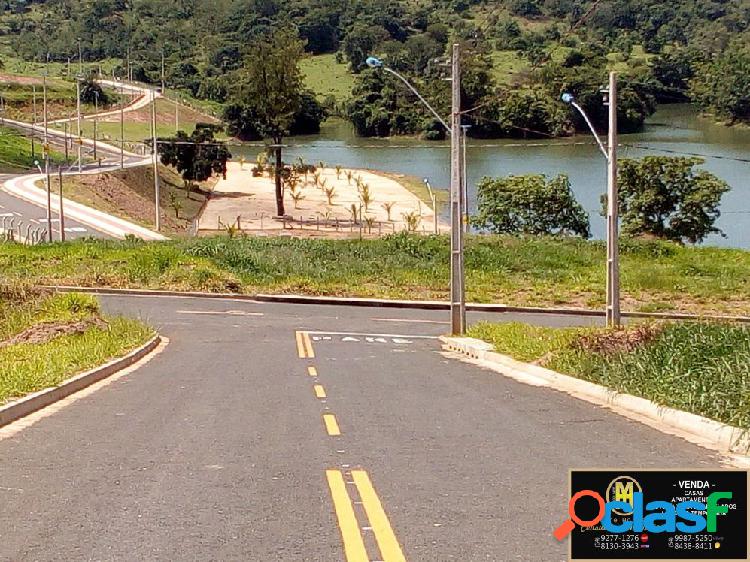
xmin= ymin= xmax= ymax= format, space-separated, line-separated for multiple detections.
xmin=223 ymin=29 xmax=326 ymax=216
xmin=3 ymin=0 xmax=747 ymax=137
xmin=300 ymin=54 xmax=356 ymax=103
xmin=489 ymin=51 xmax=528 ymax=86
xmin=617 ymin=157 xmax=730 ymax=243
xmin=0 ymin=126 xmax=63 ymax=172
xmin=0 ymin=284 xmax=153 ymax=405
xmin=473 ymin=174 xmax=590 ymax=238
xmin=467 ymin=321 xmax=750 ymax=429
xmin=2 ymin=234 xmax=750 ymax=315
xmin=72 ymin=98 xmax=216 ymax=143
xmin=0 ymin=74 xmax=121 ymax=122
xmin=691 ymin=41 xmax=750 ymax=124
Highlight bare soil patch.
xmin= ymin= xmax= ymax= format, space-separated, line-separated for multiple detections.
xmin=0 ymin=317 xmax=108 ymax=349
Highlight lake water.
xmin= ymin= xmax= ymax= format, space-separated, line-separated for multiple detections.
xmin=232 ymin=105 xmax=750 ymax=248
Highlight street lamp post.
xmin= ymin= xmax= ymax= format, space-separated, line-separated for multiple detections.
xmin=562 ymin=71 xmax=620 ymax=327
xmin=77 ymin=37 xmax=83 ymax=76
xmin=35 ymin=160 xmax=53 ymax=242
xmin=423 ymin=178 xmax=439 ymax=234
xmin=366 ymin=48 xmax=466 ymax=334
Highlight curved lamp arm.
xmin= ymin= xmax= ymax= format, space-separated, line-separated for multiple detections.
xmin=366 ymin=57 xmax=450 ymax=134
xmin=561 ymin=93 xmax=608 ymax=160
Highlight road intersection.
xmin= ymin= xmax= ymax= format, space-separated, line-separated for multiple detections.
xmin=0 ymin=296 xmax=728 ymax=561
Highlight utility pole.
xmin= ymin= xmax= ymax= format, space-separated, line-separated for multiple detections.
xmin=161 ymin=51 xmax=166 ymax=94
xmin=31 ymin=85 xmax=37 ymax=159
xmin=76 ymin=76 xmax=82 ymax=174
xmin=43 ymin=72 xmax=48 ymax=145
xmin=606 ymin=71 xmax=620 ymax=327
xmin=45 ymin=161 xmax=52 ymax=242
xmin=119 ymin=79 xmax=125 ymax=169
xmin=58 ymin=167 xmax=65 ymax=242
xmin=151 ymin=89 xmax=161 ymax=231
xmin=93 ymin=90 xmax=98 ymax=161
xmin=450 ymin=43 xmax=466 ymax=335
xmin=460 ymin=124 xmax=471 ymax=233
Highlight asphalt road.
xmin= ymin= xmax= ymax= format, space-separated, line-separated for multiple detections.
xmin=0 ymin=173 xmax=103 ymax=241
xmin=0 ymin=296 xmax=728 ymax=561
xmin=1 ymin=94 xmax=152 ymax=241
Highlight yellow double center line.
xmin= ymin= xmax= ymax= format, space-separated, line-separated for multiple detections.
xmin=299 ymin=330 xmax=406 ymax=560
xmin=326 ymin=469 xmax=406 ymax=562
xmin=296 ymin=331 xmax=315 ymax=358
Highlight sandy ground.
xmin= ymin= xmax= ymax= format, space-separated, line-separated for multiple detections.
xmin=199 ymin=162 xmax=447 ymax=237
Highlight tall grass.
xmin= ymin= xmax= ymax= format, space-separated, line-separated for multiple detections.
xmin=2 ymin=234 xmax=750 ymax=313
xmin=469 ymin=321 xmax=750 ymax=429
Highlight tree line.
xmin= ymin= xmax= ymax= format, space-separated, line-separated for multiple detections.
xmin=2 ymin=0 xmax=748 ymax=131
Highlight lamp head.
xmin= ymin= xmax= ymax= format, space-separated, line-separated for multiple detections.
xmin=365 ymin=56 xmax=384 ymax=69
xmin=561 ymin=92 xmax=575 ymax=104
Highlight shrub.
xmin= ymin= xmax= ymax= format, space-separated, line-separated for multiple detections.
xmin=472 ymin=174 xmax=590 ymax=237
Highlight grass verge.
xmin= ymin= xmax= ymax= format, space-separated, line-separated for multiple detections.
xmin=2 ymin=234 xmax=750 ymax=315
xmin=468 ymin=321 xmax=750 ymax=429
xmin=0 ymin=284 xmax=153 ymax=405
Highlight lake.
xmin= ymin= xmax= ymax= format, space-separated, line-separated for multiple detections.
xmin=232 ymin=104 xmax=750 ymax=248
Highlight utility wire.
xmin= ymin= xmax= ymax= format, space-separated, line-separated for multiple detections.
xmin=621 ymin=143 xmax=750 ymax=164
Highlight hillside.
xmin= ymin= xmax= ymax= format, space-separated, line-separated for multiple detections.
xmin=1 ymin=1 xmax=748 ymax=136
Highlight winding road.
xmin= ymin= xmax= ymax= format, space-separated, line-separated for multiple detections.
xmin=0 ymin=296 xmax=729 ymax=561
xmin=0 ymin=81 xmax=165 ymax=241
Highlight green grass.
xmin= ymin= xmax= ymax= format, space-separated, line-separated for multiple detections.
xmin=2 ymin=235 xmax=750 ymax=315
xmin=490 ymin=51 xmax=529 ymax=85
xmin=467 ymin=321 xmax=750 ymax=429
xmin=73 ymin=98 xmax=215 ymax=143
xmin=300 ymin=54 xmax=356 ymax=102
xmin=0 ymin=126 xmax=65 ymax=172
xmin=0 ymin=286 xmax=153 ymax=404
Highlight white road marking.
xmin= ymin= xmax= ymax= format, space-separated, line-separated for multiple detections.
xmin=175 ymin=310 xmax=264 ymax=316
xmin=307 ymin=330 xmax=436 ymax=339
xmin=65 ymin=227 xmax=87 ymax=233
xmin=372 ymin=317 xmax=449 ymax=325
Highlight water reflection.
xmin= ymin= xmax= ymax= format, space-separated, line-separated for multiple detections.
xmin=231 ymin=105 xmax=749 ymax=248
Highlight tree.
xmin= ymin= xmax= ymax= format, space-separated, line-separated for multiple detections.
xmin=691 ymin=44 xmax=750 ymax=124
xmin=614 ymin=157 xmax=730 ymax=243
xmin=225 ymin=28 xmax=306 ymax=217
xmin=157 ymin=124 xmax=231 ymax=192
xmin=79 ymin=77 xmax=110 ymax=105
xmin=472 ymin=174 xmax=590 ymax=237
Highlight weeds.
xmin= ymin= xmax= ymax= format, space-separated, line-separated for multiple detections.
xmin=469 ymin=321 xmax=750 ymax=429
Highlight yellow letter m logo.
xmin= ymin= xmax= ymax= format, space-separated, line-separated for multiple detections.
xmin=614 ymin=481 xmax=634 ymax=505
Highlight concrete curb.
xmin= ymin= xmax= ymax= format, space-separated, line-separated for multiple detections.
xmin=440 ymin=336 xmax=750 ymax=456
xmin=0 ymin=334 xmax=161 ymax=428
xmin=44 ymin=286 xmax=750 ymax=322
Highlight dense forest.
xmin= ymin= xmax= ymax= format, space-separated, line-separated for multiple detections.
xmin=1 ymin=0 xmax=749 ymax=138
